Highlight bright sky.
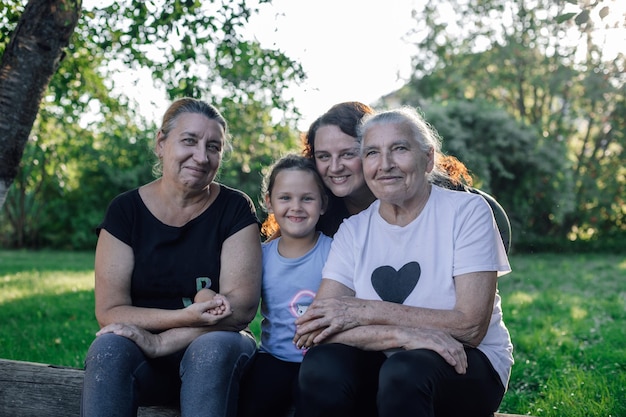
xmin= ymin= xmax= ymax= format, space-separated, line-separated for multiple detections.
xmin=246 ymin=0 xmax=418 ymax=130
xmin=104 ymin=0 xmax=623 ymax=131
xmin=112 ymin=0 xmax=419 ymax=131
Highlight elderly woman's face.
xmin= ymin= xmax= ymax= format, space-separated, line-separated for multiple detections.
xmin=156 ymin=112 xmax=225 ymax=191
xmin=361 ymin=122 xmax=434 ymax=204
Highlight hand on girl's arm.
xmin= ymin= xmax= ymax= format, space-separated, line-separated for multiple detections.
xmin=294 ymin=278 xmax=358 ymax=344
xmin=294 ymin=295 xmax=366 ymax=344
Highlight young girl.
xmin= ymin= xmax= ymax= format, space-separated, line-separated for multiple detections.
xmin=233 ymin=153 xmax=332 ymax=417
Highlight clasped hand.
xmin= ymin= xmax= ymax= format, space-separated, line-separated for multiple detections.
xmin=292 ymin=297 xmax=468 ymax=375
xmin=293 ymin=296 xmax=363 ymax=348
xmin=97 ymin=296 xmax=232 ymax=358
xmin=186 ymin=294 xmax=232 ymax=326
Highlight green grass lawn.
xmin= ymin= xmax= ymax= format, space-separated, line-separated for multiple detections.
xmin=1 ymin=250 xmax=624 ymax=416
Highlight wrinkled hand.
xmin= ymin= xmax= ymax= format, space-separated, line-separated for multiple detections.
xmin=294 ymin=297 xmax=363 ymax=346
xmin=186 ymin=294 xmax=232 ymax=326
xmin=293 ymin=328 xmax=325 ymax=350
xmin=399 ymin=327 xmax=468 ymax=374
xmin=97 ymin=323 xmax=162 ymax=358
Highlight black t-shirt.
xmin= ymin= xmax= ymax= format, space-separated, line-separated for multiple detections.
xmin=315 ymin=193 xmax=351 ymax=237
xmin=97 ymin=185 xmax=260 ymax=310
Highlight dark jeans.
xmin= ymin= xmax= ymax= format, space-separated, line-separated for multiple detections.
xmin=81 ymin=331 xmax=257 ymax=417
xmin=296 ymin=343 xmax=505 ymax=417
xmin=237 ymin=352 xmax=301 ymax=417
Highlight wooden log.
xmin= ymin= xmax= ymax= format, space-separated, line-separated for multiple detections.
xmin=0 ymin=358 xmax=531 ymax=417
xmin=0 ymin=359 xmax=178 ymax=417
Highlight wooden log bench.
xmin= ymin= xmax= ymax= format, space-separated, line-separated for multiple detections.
xmin=0 ymin=358 xmax=532 ymax=417
xmin=0 ymin=359 xmax=177 ymax=417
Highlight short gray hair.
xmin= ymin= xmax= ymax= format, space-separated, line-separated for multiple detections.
xmin=358 ymin=106 xmax=449 ymax=183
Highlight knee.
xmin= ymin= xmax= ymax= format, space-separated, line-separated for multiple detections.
xmin=379 ymin=350 xmax=440 ymax=392
xmin=85 ymin=334 xmax=141 ymax=366
xmin=83 ymin=334 xmax=144 ymax=382
xmin=298 ymin=345 xmax=333 ymax=390
xmin=181 ymin=331 xmax=255 ymax=375
xmin=379 ymin=353 xmax=413 ymax=390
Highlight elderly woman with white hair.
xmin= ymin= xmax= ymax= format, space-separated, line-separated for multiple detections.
xmin=293 ymin=107 xmax=513 ymax=417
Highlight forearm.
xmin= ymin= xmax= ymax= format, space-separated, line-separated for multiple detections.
xmin=97 ymin=305 xmax=194 ymax=332
xmin=357 ymin=301 xmax=481 ymax=345
xmin=323 ymin=325 xmax=402 ymax=351
xmin=98 ymin=296 xmax=249 ymax=333
xmin=152 ymin=326 xmax=211 ymax=357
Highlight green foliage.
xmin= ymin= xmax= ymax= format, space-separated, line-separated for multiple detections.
xmin=87 ymin=0 xmax=304 ymax=109
xmin=556 ymin=0 xmax=611 ymax=25
xmin=2 ymin=250 xmax=625 ymax=416
xmin=0 ymin=2 xmax=23 ymax=53
xmin=423 ymin=100 xmax=576 ymax=245
xmin=217 ymin=97 xmax=302 ymax=218
xmin=388 ymin=0 xmax=626 ymax=245
xmin=0 ymin=0 xmax=305 ymax=249
xmin=0 ymin=102 xmax=156 ymax=249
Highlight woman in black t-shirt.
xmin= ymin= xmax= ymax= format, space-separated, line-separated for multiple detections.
xmin=81 ymin=98 xmax=262 ymax=417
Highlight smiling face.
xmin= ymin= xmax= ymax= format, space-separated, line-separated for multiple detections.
xmin=361 ymin=122 xmax=434 ymax=206
xmin=312 ymin=124 xmax=366 ymax=199
xmin=156 ymin=112 xmax=225 ymax=191
xmin=265 ymin=169 xmax=325 ymax=240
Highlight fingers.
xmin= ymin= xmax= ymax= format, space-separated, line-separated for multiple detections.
xmin=312 ymin=327 xmax=332 ymax=345
xmin=96 ymin=322 xmax=134 ymax=336
xmin=294 ymin=319 xmax=317 ymax=339
xmin=438 ymin=345 xmax=467 ymax=374
xmin=436 ymin=339 xmax=467 ymax=374
xmin=293 ymin=326 xmax=326 ymax=349
xmin=294 ymin=297 xmax=334 ymax=325
xmin=294 ymin=306 xmax=319 ymax=326
xmin=399 ymin=328 xmax=468 ymax=374
xmin=191 ymin=295 xmax=232 ymax=323
xmin=457 ymin=347 xmax=468 ymax=374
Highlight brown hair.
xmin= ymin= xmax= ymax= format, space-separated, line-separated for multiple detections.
xmin=302 ymin=101 xmax=374 ymax=158
xmin=153 ymin=98 xmax=230 ymax=176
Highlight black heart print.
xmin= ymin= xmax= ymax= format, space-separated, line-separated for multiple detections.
xmin=371 ymin=262 xmax=421 ymax=304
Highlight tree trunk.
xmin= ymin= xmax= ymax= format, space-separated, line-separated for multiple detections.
xmin=0 ymin=0 xmax=81 ymax=209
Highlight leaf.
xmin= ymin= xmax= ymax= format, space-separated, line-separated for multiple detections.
xmin=555 ymin=12 xmax=577 ymax=23
xmin=599 ymin=6 xmax=609 ymax=20
xmin=574 ymin=10 xmax=590 ymax=25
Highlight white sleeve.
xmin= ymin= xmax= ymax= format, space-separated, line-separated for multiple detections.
xmin=453 ymin=195 xmax=511 ymax=277
xmin=321 ymin=221 xmax=358 ymax=291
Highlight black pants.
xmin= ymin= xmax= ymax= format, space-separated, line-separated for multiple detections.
xmin=295 ymin=343 xmax=505 ymax=417
xmin=237 ymin=352 xmax=300 ymax=417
